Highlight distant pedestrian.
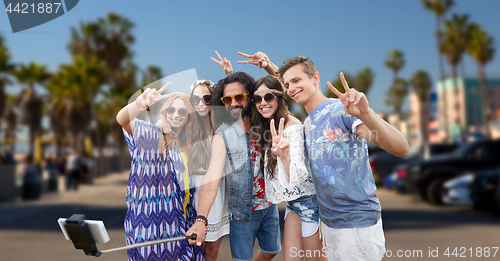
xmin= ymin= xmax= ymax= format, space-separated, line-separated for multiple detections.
xmin=45 ymin=154 xmax=59 ymax=192
xmin=66 ymin=148 xmax=82 ymax=191
xmin=22 ymin=154 xmax=41 ymax=200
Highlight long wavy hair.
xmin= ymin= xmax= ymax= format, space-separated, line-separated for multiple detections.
xmin=189 ymin=81 xmax=215 ymax=171
xmin=250 ymin=75 xmax=291 ymax=180
xmin=160 ymin=93 xmax=202 ymax=171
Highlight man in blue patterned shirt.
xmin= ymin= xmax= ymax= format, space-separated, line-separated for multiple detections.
xmin=277 ymin=57 xmax=410 ymax=261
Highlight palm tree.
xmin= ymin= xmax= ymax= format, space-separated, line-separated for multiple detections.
xmin=440 ymin=14 xmax=474 ymax=141
xmin=440 ymin=14 xmax=473 ymax=82
xmin=326 ymin=69 xmax=374 ymax=99
xmin=326 ymin=72 xmax=354 ymax=98
xmin=421 ymin=0 xmax=454 ymax=80
xmin=467 ymin=24 xmax=495 ymax=139
xmin=355 ymin=67 xmax=374 ymax=95
xmin=46 ymin=56 xmax=107 ymax=153
xmin=385 ymin=49 xmax=405 ymax=81
xmin=69 ymin=13 xmax=137 ymax=154
xmin=410 ymin=70 xmax=433 ymax=144
xmin=3 ymin=94 xmax=17 ymax=155
xmin=141 ymin=65 xmax=162 ymax=87
xmin=0 ymin=34 xmax=15 ymax=141
xmin=385 ymin=78 xmax=408 ymax=117
xmin=13 ymin=62 xmax=51 ymax=157
xmin=98 ymin=13 xmax=135 ymax=88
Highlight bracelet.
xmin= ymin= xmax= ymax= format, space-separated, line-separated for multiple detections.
xmin=195 ymin=215 xmax=208 ymax=227
xmin=195 ymin=218 xmax=207 ymax=227
xmin=135 ymin=99 xmax=146 ymax=111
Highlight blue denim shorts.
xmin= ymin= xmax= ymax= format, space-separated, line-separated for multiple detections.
xmin=229 ymin=204 xmax=281 ymax=261
xmin=286 ymin=195 xmax=320 ymax=223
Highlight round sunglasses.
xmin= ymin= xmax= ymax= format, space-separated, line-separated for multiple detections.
xmin=190 ymin=95 xmax=212 ymax=105
xmin=165 ymin=106 xmax=188 ymax=117
xmin=220 ymin=93 xmax=249 ymax=106
xmin=252 ymin=92 xmax=282 ymax=104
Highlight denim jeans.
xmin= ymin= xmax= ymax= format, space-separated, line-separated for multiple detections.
xmin=229 ymin=204 xmax=281 ymax=261
xmin=286 ymin=195 xmax=320 ymax=223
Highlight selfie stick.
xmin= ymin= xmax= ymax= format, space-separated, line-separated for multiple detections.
xmin=59 ymin=214 xmax=196 ymax=257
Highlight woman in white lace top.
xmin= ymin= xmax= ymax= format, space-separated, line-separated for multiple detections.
xmin=250 ymin=75 xmax=325 ymax=261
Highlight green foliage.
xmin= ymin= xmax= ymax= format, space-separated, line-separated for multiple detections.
xmin=467 ymin=24 xmax=495 ymax=66
xmin=385 ymin=77 xmax=408 ymax=115
xmin=325 ymin=68 xmax=374 ymax=98
xmin=326 ymin=72 xmax=353 ymax=98
xmin=141 ymin=65 xmax=163 ymax=87
xmin=421 ymin=0 xmax=454 ymax=16
xmin=355 ymin=67 xmax=374 ymax=94
xmin=409 ymin=70 xmax=432 ymax=100
xmin=439 ymin=14 xmax=474 ymax=67
xmin=385 ymin=49 xmax=405 ymax=78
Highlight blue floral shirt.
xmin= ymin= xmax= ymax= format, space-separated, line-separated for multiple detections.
xmin=304 ymin=98 xmax=381 ymax=229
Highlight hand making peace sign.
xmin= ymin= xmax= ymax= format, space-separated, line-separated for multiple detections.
xmin=270 ymin=118 xmax=290 ymax=159
xmin=135 ymin=82 xmax=175 ymax=110
xmin=210 ymin=51 xmax=233 ymax=75
xmin=237 ymin=51 xmax=269 ymax=69
xmin=327 ymin=72 xmax=370 ymax=118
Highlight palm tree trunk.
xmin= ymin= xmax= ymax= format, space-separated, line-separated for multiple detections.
xmin=451 ymin=66 xmax=463 ymax=143
xmin=460 ymin=60 xmax=466 ymax=78
xmin=420 ymin=96 xmax=429 ymax=144
xmin=478 ymin=64 xmax=491 ymax=139
xmin=437 ymin=15 xmax=445 ymax=80
xmin=88 ymin=90 xmax=101 ymax=156
xmin=440 ymin=81 xmax=449 ymax=143
xmin=55 ymin=138 xmax=62 ymax=159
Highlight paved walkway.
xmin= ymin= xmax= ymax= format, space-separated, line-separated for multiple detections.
xmin=3 ymin=172 xmax=499 ymax=260
xmin=0 ymin=172 xmax=285 ymax=261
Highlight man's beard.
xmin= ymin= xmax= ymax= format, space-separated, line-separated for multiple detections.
xmin=227 ymin=104 xmax=250 ymax=120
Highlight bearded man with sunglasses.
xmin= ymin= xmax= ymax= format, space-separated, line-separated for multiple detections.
xmin=187 ymin=72 xmax=281 ymax=261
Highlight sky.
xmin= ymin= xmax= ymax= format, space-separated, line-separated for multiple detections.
xmin=1 ymin=0 xmax=499 ymax=136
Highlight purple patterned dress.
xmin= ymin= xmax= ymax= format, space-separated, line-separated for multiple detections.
xmin=123 ymin=119 xmax=204 ymax=261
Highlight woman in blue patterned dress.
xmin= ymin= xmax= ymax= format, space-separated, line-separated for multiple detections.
xmin=116 ymin=83 xmax=204 ymax=261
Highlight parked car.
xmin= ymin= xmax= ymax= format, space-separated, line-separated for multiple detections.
xmin=442 ymin=174 xmax=474 ymax=206
xmin=370 ymin=150 xmax=411 ymax=186
xmin=495 ymin=184 xmax=500 ymax=213
xmin=371 ymin=143 xmax=458 ymax=187
xmin=405 ymin=139 xmax=500 ymax=205
xmin=469 ymin=168 xmax=500 ymax=213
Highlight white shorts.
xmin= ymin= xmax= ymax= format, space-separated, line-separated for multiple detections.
xmin=284 ymin=207 xmax=319 ymax=237
xmin=321 ymin=218 xmax=385 ymax=261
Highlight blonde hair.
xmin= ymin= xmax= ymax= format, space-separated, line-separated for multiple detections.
xmin=159 ymin=93 xmax=202 ymax=171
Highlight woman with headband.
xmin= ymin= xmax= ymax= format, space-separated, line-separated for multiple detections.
xmin=156 ymin=79 xmax=229 ymax=261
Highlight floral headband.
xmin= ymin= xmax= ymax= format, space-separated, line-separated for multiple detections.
xmin=189 ymin=79 xmax=215 ymax=91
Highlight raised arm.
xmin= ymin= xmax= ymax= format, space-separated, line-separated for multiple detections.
xmin=156 ymin=118 xmax=175 ymax=136
xmin=187 ymin=134 xmax=227 ymax=246
xmin=270 ymin=118 xmax=291 ymax=175
xmin=237 ymin=51 xmax=279 ymax=76
xmin=327 ymin=73 xmax=410 ymax=157
xmin=277 ymin=122 xmax=310 ymax=187
xmin=210 ymin=51 xmax=233 ymax=75
xmin=116 ymin=82 xmax=173 ymax=135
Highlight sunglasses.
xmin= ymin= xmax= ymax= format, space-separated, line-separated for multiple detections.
xmin=165 ymin=106 xmax=188 ymax=117
xmin=220 ymin=93 xmax=249 ymax=106
xmin=190 ymin=95 xmax=212 ymax=105
xmin=252 ymin=92 xmax=282 ymax=104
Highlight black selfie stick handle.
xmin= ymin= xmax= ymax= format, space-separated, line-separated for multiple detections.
xmin=63 ymin=214 xmax=101 ymax=257
xmin=98 ymin=233 xmax=198 ymax=256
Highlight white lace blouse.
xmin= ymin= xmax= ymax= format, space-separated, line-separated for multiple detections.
xmin=264 ymin=124 xmax=316 ymax=204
